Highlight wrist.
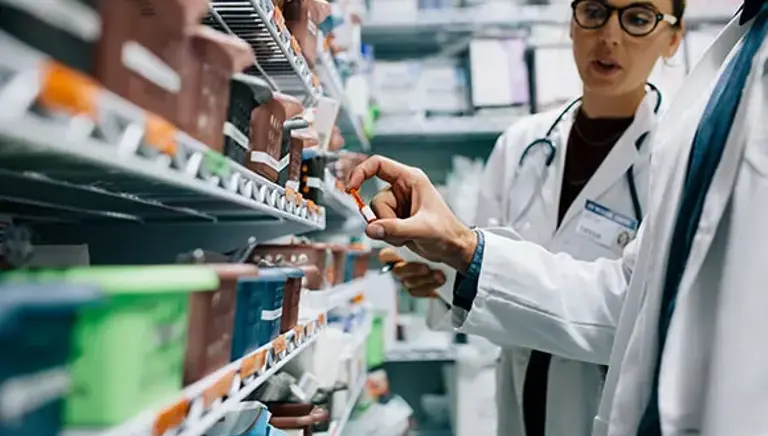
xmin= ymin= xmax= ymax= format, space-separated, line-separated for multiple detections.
xmin=444 ymin=225 xmax=478 ymax=275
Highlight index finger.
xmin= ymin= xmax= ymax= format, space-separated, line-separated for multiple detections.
xmin=346 ymin=155 xmax=413 ymax=190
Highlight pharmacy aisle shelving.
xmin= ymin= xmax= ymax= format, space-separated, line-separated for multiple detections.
xmin=63 ymin=313 xmax=327 ymax=436
xmin=302 ymin=272 xmax=381 ymax=313
xmin=314 ymin=373 xmax=367 ymax=436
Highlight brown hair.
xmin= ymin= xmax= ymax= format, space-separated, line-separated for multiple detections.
xmin=672 ymin=0 xmax=686 ymax=27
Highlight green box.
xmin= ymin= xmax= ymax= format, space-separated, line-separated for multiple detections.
xmin=3 ymin=266 xmax=219 ymax=427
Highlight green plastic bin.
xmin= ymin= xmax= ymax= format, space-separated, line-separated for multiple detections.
xmin=366 ymin=313 xmax=386 ymax=369
xmin=2 ymin=266 xmax=219 ymax=426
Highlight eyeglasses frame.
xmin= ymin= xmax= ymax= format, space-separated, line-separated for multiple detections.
xmin=570 ymin=0 xmax=679 ymax=37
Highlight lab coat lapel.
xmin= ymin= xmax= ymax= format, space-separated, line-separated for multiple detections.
xmin=557 ymin=95 xmax=654 ymax=233
xmin=674 ymin=21 xmax=764 ymax=307
xmin=541 ymin=107 xmax=573 ymax=236
xmin=596 ymin=16 xmax=749 ymax=436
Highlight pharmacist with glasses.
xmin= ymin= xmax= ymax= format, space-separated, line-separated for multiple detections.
xmin=381 ymin=0 xmax=684 ymax=435
xmin=353 ymin=0 xmax=768 ymax=435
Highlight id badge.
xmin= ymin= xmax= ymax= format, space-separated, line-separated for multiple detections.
xmin=576 ymin=200 xmax=638 ymax=249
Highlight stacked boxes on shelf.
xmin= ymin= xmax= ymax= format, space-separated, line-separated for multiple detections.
xmin=0 ymin=260 xmax=326 ymax=434
xmin=0 ymin=0 xmax=327 ymax=223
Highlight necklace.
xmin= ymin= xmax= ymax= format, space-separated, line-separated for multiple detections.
xmin=572 ymin=122 xmax=625 ymax=147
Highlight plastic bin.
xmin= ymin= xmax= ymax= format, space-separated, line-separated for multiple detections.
xmin=178 ymin=26 xmax=254 ymax=152
xmin=96 ymin=0 xmax=207 ymax=123
xmin=231 ymin=269 xmax=287 ymax=361
xmin=278 ymin=267 xmax=305 ymax=334
xmin=267 ymin=402 xmax=330 ymax=436
xmin=300 ymin=155 xmax=326 ymax=206
xmin=284 ymin=0 xmax=331 ymax=68
xmin=224 ymin=75 xmax=272 ymax=166
xmin=251 ymin=405 xmax=272 ymax=436
xmin=247 ymin=244 xmax=332 ymax=290
xmin=345 ymin=249 xmax=371 ymax=282
xmin=279 ymin=129 xmax=311 ymax=199
xmin=0 ymin=283 xmax=101 ymax=436
xmin=330 ymin=246 xmax=346 ymax=285
xmin=3 ymin=265 xmax=219 ymax=426
xmin=184 ymin=264 xmax=259 ymax=385
xmin=248 ymin=93 xmax=303 ymax=183
xmin=366 ymin=314 xmax=386 ymax=369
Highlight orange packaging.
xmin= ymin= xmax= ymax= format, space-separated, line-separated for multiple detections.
xmin=348 ymin=188 xmax=377 ymax=223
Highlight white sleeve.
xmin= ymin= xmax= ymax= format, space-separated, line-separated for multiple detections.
xmin=453 ymin=224 xmax=643 ymax=365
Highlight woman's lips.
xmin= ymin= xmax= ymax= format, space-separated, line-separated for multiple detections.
xmin=590 ymin=59 xmax=623 ymax=76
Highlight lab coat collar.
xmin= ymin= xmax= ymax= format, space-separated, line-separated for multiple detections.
xmin=556 ymin=92 xmax=657 ymax=233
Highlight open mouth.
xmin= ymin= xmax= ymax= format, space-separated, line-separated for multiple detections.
xmin=591 ymin=60 xmax=622 ymax=74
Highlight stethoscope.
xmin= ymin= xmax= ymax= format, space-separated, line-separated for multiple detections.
xmin=514 ymin=82 xmax=662 ymax=227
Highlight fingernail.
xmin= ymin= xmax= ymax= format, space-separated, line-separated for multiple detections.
xmin=369 ymin=223 xmax=385 ymax=239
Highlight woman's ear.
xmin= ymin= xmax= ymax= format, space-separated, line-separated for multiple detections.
xmin=665 ymin=23 xmax=685 ymax=58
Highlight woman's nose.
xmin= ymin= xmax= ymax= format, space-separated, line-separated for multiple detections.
xmin=598 ymin=12 xmax=623 ymax=45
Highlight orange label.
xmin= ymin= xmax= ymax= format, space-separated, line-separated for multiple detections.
xmin=306 ymin=321 xmax=315 ymax=336
xmin=352 ymin=293 xmax=365 ymax=304
xmin=202 ymin=370 xmax=236 ymax=409
xmin=145 ymin=114 xmax=177 ymax=156
xmin=153 ymin=398 xmax=190 ymax=436
xmin=293 ymin=325 xmax=304 ymax=342
xmin=273 ymin=8 xmax=286 ymax=29
xmin=318 ymin=312 xmax=326 ymax=327
xmin=273 ymin=335 xmax=287 ymax=354
xmin=240 ymin=349 xmax=267 ymax=378
xmin=290 ymin=37 xmax=302 ymax=55
xmin=285 ymin=187 xmax=297 ymax=204
xmin=39 ymin=61 xmax=98 ymax=118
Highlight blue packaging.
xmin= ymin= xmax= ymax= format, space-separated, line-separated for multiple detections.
xmin=0 ymin=283 xmax=101 ymax=436
xmin=231 ymin=269 xmax=287 ymax=361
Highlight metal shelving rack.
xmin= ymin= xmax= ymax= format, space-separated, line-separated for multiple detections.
xmin=206 ymin=0 xmax=323 ymax=106
xmin=207 ymin=2 xmax=370 ymax=153
xmin=0 ymin=1 xmax=381 ymax=435
xmin=0 ymin=32 xmax=324 ymax=228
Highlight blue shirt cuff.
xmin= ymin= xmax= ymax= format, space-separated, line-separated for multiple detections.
xmin=453 ymin=229 xmax=484 ymax=312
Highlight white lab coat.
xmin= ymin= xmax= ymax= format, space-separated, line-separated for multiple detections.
xmin=427 ymin=89 xmax=660 ymax=436
xmin=454 ymin=15 xmax=768 ymax=436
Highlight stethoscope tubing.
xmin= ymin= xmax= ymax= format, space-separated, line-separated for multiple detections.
xmin=515 ymin=83 xmax=661 ymax=226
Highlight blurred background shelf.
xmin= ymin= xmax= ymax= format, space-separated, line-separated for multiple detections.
xmin=316 ymin=35 xmax=371 ymax=151
xmin=373 ymin=112 xmax=522 ymax=139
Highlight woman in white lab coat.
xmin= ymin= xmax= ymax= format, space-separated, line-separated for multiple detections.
xmin=387 ymin=1 xmax=685 ymax=435
xmin=353 ymin=3 xmax=768 ymax=435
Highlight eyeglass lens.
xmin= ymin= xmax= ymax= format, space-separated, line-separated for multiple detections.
xmin=573 ymin=0 xmax=659 ymax=36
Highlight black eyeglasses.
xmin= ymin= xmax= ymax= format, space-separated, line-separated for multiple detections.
xmin=571 ymin=0 xmax=679 ymax=37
